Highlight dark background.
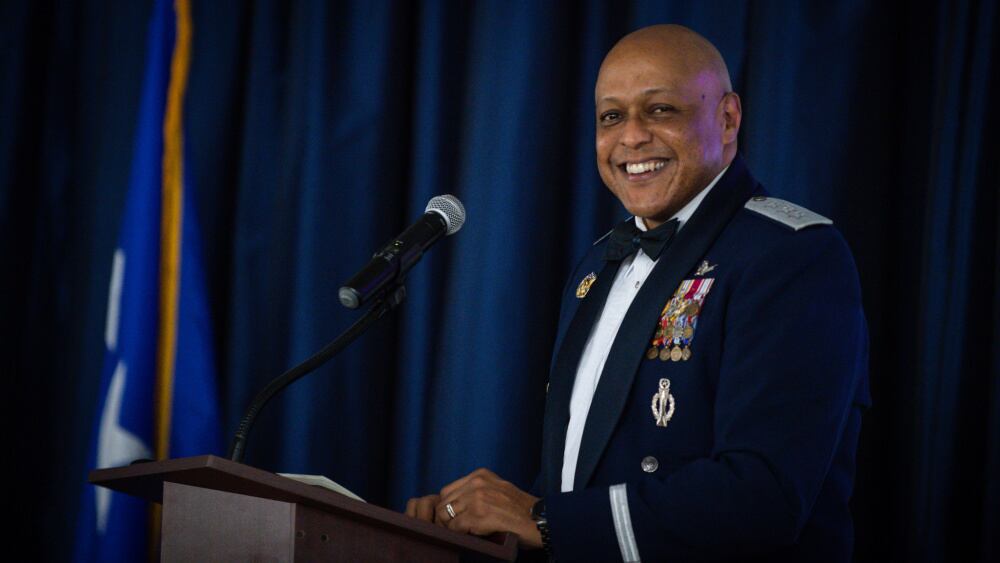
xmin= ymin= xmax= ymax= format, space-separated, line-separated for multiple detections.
xmin=2 ymin=1 xmax=997 ymax=561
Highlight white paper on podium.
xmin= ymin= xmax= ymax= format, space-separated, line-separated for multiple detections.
xmin=278 ymin=473 xmax=366 ymax=503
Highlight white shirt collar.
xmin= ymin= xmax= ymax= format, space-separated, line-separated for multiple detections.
xmin=634 ymin=165 xmax=730 ymax=232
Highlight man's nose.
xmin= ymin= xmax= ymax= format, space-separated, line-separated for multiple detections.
xmin=619 ymin=116 xmax=653 ymax=148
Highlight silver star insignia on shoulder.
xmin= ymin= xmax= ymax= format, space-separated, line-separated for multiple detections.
xmin=695 ymin=260 xmax=717 ymax=276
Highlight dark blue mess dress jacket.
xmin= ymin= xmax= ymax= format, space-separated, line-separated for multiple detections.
xmin=536 ymin=154 xmax=870 ymax=562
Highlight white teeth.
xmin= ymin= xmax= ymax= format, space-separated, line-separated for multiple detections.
xmin=625 ymin=160 xmax=667 ymax=174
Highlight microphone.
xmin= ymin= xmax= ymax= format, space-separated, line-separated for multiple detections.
xmin=338 ymin=195 xmax=466 ymax=309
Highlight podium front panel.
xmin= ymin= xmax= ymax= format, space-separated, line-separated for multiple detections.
xmin=161 ymin=482 xmax=458 ymax=562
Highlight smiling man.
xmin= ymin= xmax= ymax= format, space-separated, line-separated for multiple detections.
xmin=406 ymin=24 xmax=869 ymax=562
xmin=595 ymin=24 xmax=738 ymax=229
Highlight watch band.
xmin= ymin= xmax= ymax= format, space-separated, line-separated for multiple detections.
xmin=531 ymin=499 xmax=553 ymax=557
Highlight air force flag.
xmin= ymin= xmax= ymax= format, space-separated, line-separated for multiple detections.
xmin=74 ymin=0 xmax=221 ymax=560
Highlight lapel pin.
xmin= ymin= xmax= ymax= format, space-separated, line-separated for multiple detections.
xmin=576 ymin=272 xmax=597 ymax=298
xmin=694 ymin=260 xmax=717 ymax=276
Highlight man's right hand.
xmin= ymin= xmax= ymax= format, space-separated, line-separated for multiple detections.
xmin=405 ymin=494 xmax=441 ymax=523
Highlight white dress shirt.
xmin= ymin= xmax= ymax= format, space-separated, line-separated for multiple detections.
xmin=560 ymin=166 xmax=729 ymax=492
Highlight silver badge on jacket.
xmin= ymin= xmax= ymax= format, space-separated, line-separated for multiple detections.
xmin=651 ymin=378 xmax=676 ymax=427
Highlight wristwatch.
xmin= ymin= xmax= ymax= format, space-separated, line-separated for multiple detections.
xmin=530 ymin=498 xmax=553 ymax=557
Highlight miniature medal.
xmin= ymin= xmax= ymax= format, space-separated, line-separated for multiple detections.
xmin=670 ymin=346 xmax=683 ymax=362
xmin=651 ymin=378 xmax=676 ymax=427
xmin=576 ymin=272 xmax=597 ymax=298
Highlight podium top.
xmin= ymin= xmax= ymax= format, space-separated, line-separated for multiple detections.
xmin=90 ymin=455 xmax=517 ymax=561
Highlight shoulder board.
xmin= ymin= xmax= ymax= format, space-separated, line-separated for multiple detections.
xmin=744 ymin=196 xmax=832 ymax=231
xmin=592 ymin=228 xmax=613 ymax=246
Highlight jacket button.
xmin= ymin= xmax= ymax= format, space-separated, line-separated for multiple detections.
xmin=641 ymin=456 xmax=659 ymax=473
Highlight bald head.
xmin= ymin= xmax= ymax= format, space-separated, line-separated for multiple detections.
xmin=599 ymin=24 xmax=732 ymax=100
xmin=593 ymin=24 xmax=742 ymax=228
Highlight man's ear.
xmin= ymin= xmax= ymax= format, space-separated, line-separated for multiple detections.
xmin=720 ymin=92 xmax=742 ymax=145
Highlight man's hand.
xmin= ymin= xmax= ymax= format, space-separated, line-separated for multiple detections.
xmin=404 ymin=468 xmax=542 ymax=549
xmin=438 ymin=468 xmax=541 ymax=548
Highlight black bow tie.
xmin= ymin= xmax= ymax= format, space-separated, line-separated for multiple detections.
xmin=604 ymin=217 xmax=679 ymax=261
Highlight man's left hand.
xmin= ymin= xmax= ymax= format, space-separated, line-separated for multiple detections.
xmin=434 ymin=468 xmax=542 ymax=549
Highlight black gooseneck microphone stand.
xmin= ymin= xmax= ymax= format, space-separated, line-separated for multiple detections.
xmin=227 ymin=283 xmax=407 ymax=463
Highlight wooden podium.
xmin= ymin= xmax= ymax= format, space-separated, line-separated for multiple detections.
xmin=89 ymin=455 xmax=518 ymax=562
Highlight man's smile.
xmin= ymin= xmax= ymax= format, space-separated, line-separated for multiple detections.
xmin=617 ymin=158 xmax=671 ymax=181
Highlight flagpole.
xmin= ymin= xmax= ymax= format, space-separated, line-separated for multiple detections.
xmin=154 ymin=0 xmax=192 ymax=464
xmin=151 ymin=0 xmax=192 ymax=559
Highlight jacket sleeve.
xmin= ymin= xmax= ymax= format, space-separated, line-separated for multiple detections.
xmin=543 ymin=227 xmax=869 ymax=561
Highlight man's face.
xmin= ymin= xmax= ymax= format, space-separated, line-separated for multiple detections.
xmin=595 ymin=48 xmax=732 ymax=227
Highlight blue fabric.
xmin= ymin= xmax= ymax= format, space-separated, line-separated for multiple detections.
xmin=543 ymin=156 xmax=869 ymax=561
xmin=69 ymin=1 xmax=221 ymax=561
xmin=3 ymin=1 xmax=997 ymax=562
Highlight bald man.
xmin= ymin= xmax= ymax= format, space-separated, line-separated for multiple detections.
xmin=407 ymin=25 xmax=869 ymax=562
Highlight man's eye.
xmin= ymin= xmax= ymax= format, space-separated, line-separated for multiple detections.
xmin=599 ymin=111 xmax=622 ymax=124
xmin=650 ymin=105 xmax=675 ymax=114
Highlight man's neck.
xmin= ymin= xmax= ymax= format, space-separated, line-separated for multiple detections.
xmin=638 ymin=164 xmax=730 ymax=232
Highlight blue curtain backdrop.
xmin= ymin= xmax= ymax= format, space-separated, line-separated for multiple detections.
xmin=3 ymin=1 xmax=996 ymax=562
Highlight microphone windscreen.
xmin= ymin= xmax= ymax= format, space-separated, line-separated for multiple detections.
xmin=425 ymin=195 xmax=466 ymax=235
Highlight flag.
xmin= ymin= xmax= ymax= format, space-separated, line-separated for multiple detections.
xmin=74 ymin=0 xmax=221 ymax=560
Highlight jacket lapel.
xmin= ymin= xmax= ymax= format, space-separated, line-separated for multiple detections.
xmin=541 ymin=258 xmax=620 ymax=493
xmin=572 ymin=155 xmax=757 ymax=489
